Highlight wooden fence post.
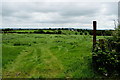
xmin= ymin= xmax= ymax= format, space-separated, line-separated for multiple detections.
xmin=93 ymin=21 xmax=97 ymax=51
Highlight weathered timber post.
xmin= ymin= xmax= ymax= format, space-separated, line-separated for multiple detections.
xmin=93 ymin=21 xmax=97 ymax=51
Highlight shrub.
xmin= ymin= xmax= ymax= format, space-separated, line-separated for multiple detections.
xmin=93 ymin=41 xmax=120 ymax=76
xmin=93 ymin=22 xmax=120 ymax=77
xmin=57 ymin=30 xmax=62 ymax=34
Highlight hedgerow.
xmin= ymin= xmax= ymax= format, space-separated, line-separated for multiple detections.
xmin=93 ymin=25 xmax=120 ymax=77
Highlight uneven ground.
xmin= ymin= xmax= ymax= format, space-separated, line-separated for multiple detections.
xmin=2 ymin=34 xmax=100 ymax=78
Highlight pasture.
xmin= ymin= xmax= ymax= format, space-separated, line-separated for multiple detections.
xmin=2 ymin=33 xmax=103 ymax=78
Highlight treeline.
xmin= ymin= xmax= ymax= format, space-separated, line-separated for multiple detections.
xmin=1 ymin=29 xmax=62 ymax=34
xmin=1 ymin=28 xmax=114 ymax=36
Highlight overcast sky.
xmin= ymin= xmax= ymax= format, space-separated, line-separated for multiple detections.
xmin=1 ymin=0 xmax=119 ymax=29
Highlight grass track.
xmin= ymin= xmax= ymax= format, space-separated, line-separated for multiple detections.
xmin=2 ymin=34 xmax=98 ymax=78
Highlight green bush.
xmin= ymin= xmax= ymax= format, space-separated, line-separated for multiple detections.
xmin=93 ymin=48 xmax=119 ymax=76
xmin=93 ymin=23 xmax=120 ymax=77
xmin=93 ymin=38 xmax=120 ymax=77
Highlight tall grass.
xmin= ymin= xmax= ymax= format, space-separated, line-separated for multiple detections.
xmin=2 ymin=34 xmax=97 ymax=78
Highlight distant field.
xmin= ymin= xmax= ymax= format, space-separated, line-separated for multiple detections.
xmin=3 ymin=29 xmax=81 ymax=35
xmin=2 ymin=33 xmax=104 ymax=78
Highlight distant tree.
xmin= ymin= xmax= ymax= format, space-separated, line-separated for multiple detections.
xmin=80 ymin=32 xmax=82 ymax=35
xmin=39 ymin=30 xmax=44 ymax=33
xmin=58 ymin=30 xmax=62 ymax=34
xmin=2 ymin=28 xmax=13 ymax=33
xmin=34 ymin=30 xmax=44 ymax=34
xmin=75 ymin=32 xmax=77 ymax=35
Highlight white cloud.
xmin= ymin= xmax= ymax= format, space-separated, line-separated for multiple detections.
xmin=2 ymin=0 xmax=119 ymax=2
xmin=1 ymin=2 xmax=118 ymax=29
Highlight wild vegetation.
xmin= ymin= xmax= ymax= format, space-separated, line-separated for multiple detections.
xmin=2 ymin=28 xmax=118 ymax=78
xmin=0 ymin=33 xmax=2 ymax=78
xmin=2 ymin=33 xmax=99 ymax=78
xmin=93 ymin=23 xmax=120 ymax=78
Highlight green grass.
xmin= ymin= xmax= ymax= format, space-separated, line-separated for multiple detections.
xmin=2 ymin=33 xmax=99 ymax=78
xmin=0 ymin=33 xmax=2 ymax=78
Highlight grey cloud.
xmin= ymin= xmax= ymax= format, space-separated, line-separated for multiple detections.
xmin=98 ymin=2 xmax=118 ymax=15
xmin=0 ymin=2 xmax=2 ymax=25
xmin=2 ymin=2 xmax=118 ymax=29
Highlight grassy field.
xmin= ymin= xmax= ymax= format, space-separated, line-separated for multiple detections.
xmin=2 ymin=33 xmax=103 ymax=78
xmin=0 ymin=51 xmax=1 ymax=78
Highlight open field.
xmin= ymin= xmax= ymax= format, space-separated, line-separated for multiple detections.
xmin=2 ymin=33 xmax=106 ymax=78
